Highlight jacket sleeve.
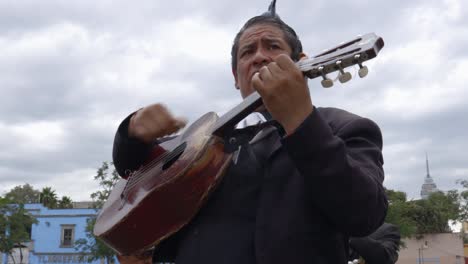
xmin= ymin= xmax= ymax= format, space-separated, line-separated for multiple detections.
xmin=282 ymin=107 xmax=388 ymax=237
xmin=112 ymin=113 xmax=181 ymax=261
xmin=112 ymin=113 xmax=153 ymax=178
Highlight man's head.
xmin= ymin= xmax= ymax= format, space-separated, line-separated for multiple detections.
xmin=230 ymin=1 xmax=304 ymax=97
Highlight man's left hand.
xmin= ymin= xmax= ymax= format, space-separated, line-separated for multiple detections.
xmin=251 ymin=54 xmax=313 ymax=135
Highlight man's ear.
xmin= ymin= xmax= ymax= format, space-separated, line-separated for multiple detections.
xmin=232 ymin=69 xmax=240 ymax=90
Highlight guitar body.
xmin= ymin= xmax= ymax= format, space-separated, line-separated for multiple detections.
xmin=94 ymin=112 xmax=233 ymax=255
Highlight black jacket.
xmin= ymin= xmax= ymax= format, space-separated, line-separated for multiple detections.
xmin=113 ymin=107 xmax=388 ymax=264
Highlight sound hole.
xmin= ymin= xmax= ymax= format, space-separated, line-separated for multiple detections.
xmin=162 ymin=142 xmax=187 ymax=170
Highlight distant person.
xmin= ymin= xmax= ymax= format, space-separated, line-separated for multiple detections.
xmin=349 ymin=223 xmax=401 ymax=264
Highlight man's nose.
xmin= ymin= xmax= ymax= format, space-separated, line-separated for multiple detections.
xmin=252 ymin=48 xmax=271 ymax=66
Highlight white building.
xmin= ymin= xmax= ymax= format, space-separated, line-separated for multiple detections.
xmin=397 ymin=233 xmax=465 ymax=264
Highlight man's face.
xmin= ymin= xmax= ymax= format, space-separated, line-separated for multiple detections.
xmin=234 ymin=23 xmax=293 ymax=98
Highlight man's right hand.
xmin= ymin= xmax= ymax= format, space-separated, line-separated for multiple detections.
xmin=128 ymin=103 xmax=187 ymax=144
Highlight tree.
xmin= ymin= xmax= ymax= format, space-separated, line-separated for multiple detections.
xmin=0 ymin=202 xmax=37 ymax=264
xmin=456 ymin=179 xmax=468 ymax=243
xmin=385 ymin=189 xmax=461 ymax=238
xmin=409 ymin=191 xmax=460 ymax=234
xmin=58 ymin=196 xmax=74 ymax=209
xmin=90 ymin=161 xmax=120 ymax=209
xmin=386 ymin=189 xmax=407 ymax=204
xmin=457 ymin=179 xmax=468 ymax=222
xmin=385 ymin=189 xmax=417 ymax=238
xmin=4 ymin=184 xmax=40 ymax=204
xmin=75 ymin=218 xmax=116 ymax=264
xmin=75 ymin=162 xmax=120 ymax=263
xmin=39 ymin=187 xmax=58 ymax=209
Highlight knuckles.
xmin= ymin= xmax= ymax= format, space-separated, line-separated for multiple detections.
xmin=131 ymin=103 xmax=181 ymax=141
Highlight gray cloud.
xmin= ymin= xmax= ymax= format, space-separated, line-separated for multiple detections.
xmin=1 ymin=0 xmax=467 ymax=201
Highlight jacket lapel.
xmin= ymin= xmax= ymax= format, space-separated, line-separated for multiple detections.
xmin=250 ymin=126 xmax=282 ymax=161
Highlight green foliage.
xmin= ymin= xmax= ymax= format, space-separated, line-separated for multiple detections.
xmin=4 ymin=184 xmax=74 ymax=209
xmin=4 ymin=184 xmax=40 ymax=204
xmin=58 ymin=196 xmax=74 ymax=209
xmin=39 ymin=187 xmax=59 ymax=209
xmin=75 ymin=218 xmax=116 ymax=264
xmin=0 ymin=203 xmax=37 ymax=263
xmin=456 ymin=179 xmax=468 ymax=222
xmin=90 ymin=161 xmax=120 ymax=209
xmin=0 ymin=196 xmax=10 ymax=205
xmin=385 ymin=189 xmax=417 ymax=238
xmin=410 ymin=191 xmax=460 ymax=234
xmin=38 ymin=187 xmax=74 ymax=209
xmin=385 ymin=189 xmax=462 ymax=238
xmin=386 ymin=189 xmax=407 ymax=203
xmin=75 ymin=162 xmax=120 ymax=263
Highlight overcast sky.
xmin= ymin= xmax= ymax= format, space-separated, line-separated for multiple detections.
xmin=0 ymin=0 xmax=467 ymax=202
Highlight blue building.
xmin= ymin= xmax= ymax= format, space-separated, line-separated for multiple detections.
xmin=1 ymin=203 xmax=116 ymax=264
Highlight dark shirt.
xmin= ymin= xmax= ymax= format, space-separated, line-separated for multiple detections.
xmin=174 ymin=142 xmax=264 ymax=263
xmin=153 ymin=118 xmax=275 ymax=263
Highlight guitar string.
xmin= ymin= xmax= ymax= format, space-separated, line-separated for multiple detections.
xmin=127 ymin=141 xmax=187 ymax=178
xmin=120 ymin=60 xmax=339 ymax=198
xmin=296 ymin=49 xmax=364 ymax=73
xmin=121 ymin=149 xmax=176 ymax=197
xmin=122 ymin=144 xmax=187 ymax=197
xmin=125 ymin=150 xmax=171 ymax=182
xmin=121 ymin=53 xmax=354 ymax=192
xmin=122 ymin=56 xmax=354 ymax=193
xmin=123 ymin=152 xmax=183 ymax=200
xmin=119 ymin=36 xmax=377 ymax=200
xmin=126 ymin=147 xmax=181 ymax=187
xmin=120 ymin=35 xmax=377 ymax=198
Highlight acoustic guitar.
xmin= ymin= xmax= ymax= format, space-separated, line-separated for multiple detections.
xmin=94 ymin=33 xmax=385 ymax=255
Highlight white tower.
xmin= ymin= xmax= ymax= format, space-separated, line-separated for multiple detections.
xmin=420 ymin=153 xmax=438 ymax=199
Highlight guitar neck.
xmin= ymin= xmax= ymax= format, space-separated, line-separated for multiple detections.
xmin=212 ymin=92 xmax=263 ymax=137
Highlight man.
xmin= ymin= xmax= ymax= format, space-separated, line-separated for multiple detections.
xmin=113 ymin=1 xmax=388 ymax=263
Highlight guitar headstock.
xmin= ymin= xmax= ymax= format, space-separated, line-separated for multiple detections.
xmin=296 ymin=33 xmax=384 ymax=88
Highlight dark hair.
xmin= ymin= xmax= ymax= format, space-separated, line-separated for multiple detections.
xmin=230 ymin=15 xmax=303 ymax=73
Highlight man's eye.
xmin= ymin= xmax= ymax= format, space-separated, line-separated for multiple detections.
xmin=269 ymin=44 xmax=280 ymax=50
xmin=241 ymin=50 xmax=252 ymax=57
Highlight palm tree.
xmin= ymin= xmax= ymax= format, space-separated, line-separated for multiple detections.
xmin=39 ymin=187 xmax=58 ymax=209
xmin=58 ymin=196 xmax=73 ymax=209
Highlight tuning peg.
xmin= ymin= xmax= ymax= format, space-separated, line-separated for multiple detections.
xmin=318 ymin=66 xmax=334 ymax=88
xmin=321 ymin=79 xmax=334 ymax=88
xmin=336 ymin=60 xmax=352 ymax=83
xmin=354 ymin=54 xmax=369 ymax=78
xmin=358 ymin=65 xmax=369 ymax=78
xmin=339 ymin=72 xmax=352 ymax=83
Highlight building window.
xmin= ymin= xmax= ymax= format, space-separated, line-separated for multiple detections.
xmin=60 ymin=224 xmax=75 ymax=247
